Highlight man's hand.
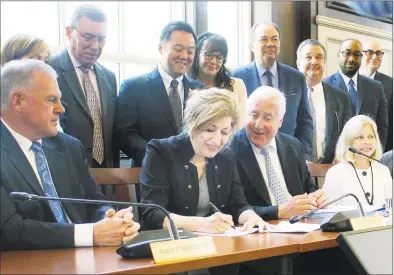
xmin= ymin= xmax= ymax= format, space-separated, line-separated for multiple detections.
xmin=278 ymin=194 xmax=317 ymax=219
xmin=311 ymin=189 xmax=329 ymax=208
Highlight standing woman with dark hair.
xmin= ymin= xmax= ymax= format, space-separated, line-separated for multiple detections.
xmin=190 ymin=32 xmax=247 ymax=130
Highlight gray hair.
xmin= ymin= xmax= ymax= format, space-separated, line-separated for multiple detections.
xmin=296 ymin=39 xmax=327 ymax=61
xmin=1 ymin=59 xmax=57 ymax=110
xmin=69 ymin=4 xmax=107 ymax=28
xmin=247 ymin=86 xmax=286 ymax=118
xmin=250 ymin=22 xmax=281 ymax=42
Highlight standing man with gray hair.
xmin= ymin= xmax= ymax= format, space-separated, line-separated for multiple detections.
xmin=0 ymin=60 xmax=139 ymax=251
xmin=50 ymin=4 xmax=118 ymax=168
xmin=296 ymin=39 xmax=352 ymax=163
xmin=232 ymin=22 xmax=313 ymax=161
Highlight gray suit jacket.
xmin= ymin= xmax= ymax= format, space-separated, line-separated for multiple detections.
xmin=381 ymin=150 xmax=393 ymax=177
xmin=49 ymin=50 xmax=118 ymax=167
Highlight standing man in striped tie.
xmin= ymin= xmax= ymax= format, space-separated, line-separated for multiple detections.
xmin=50 ymin=4 xmax=118 ymax=168
xmin=324 ymin=39 xmax=388 ymax=149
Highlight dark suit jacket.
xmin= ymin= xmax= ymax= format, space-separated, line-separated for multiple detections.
xmin=49 ymin=49 xmax=118 ymax=168
xmin=0 ymin=122 xmax=111 ymax=251
xmin=323 ymin=72 xmax=388 ymax=149
xmin=232 ymin=61 xmax=313 ymax=160
xmin=320 ymin=82 xmax=352 ymax=163
xmin=115 ymin=67 xmax=205 ymax=166
xmin=374 ymin=71 xmax=393 ymax=152
xmin=229 ymin=129 xmax=316 ymax=220
xmin=139 ymin=134 xmax=252 ymax=230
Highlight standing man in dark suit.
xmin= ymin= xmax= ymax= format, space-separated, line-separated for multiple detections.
xmin=229 ymin=86 xmax=328 ymax=221
xmin=0 ymin=60 xmax=139 ymax=251
xmin=360 ymin=39 xmax=393 ymax=152
xmin=323 ymin=39 xmax=388 ymax=149
xmin=296 ymin=39 xmax=352 ymax=163
xmin=232 ymin=22 xmax=313 ymax=160
xmin=49 ymin=4 xmax=118 ymax=168
xmin=116 ymin=21 xmax=205 ymax=166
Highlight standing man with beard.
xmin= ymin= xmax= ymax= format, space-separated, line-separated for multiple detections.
xmin=116 ymin=21 xmax=205 ymax=166
xmin=296 ymin=39 xmax=352 ymax=163
xmin=359 ymin=39 xmax=393 ymax=152
xmin=324 ymin=39 xmax=388 ymax=149
xmin=50 ymin=5 xmax=118 ymax=168
xmin=232 ymin=22 xmax=313 ymax=161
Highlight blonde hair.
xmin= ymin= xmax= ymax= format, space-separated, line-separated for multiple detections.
xmin=183 ymin=87 xmax=239 ymax=137
xmin=1 ymin=34 xmax=50 ymax=66
xmin=335 ymin=115 xmax=383 ymax=163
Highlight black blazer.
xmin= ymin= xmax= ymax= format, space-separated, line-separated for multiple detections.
xmin=139 ymin=134 xmax=251 ymax=230
xmin=229 ymin=129 xmax=316 ymax=220
xmin=115 ymin=67 xmax=205 ymax=166
xmin=374 ymin=71 xmax=393 ymax=152
xmin=320 ymin=82 xmax=352 ymax=163
xmin=49 ymin=49 xmax=118 ymax=168
xmin=232 ymin=61 xmax=313 ymax=160
xmin=323 ymin=72 xmax=388 ymax=149
xmin=0 ymin=122 xmax=111 ymax=251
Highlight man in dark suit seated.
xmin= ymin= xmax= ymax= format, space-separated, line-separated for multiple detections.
xmin=49 ymin=4 xmax=118 ymax=168
xmin=296 ymin=39 xmax=352 ymax=163
xmin=0 ymin=60 xmax=139 ymax=251
xmin=232 ymin=22 xmax=313 ymax=160
xmin=323 ymin=39 xmax=388 ymax=149
xmin=229 ymin=86 xmax=329 ymax=221
xmin=360 ymin=39 xmax=393 ymax=152
xmin=116 ymin=21 xmax=205 ymax=167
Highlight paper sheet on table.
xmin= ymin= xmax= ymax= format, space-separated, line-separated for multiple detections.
xmin=263 ymin=221 xmax=320 ymax=233
xmin=315 ymin=204 xmax=383 ymax=214
xmin=194 ymin=227 xmax=259 ymax=237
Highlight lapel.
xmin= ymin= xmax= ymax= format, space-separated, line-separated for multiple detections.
xmin=322 ymin=82 xmax=335 ymax=150
xmin=94 ymin=64 xmax=109 ymax=120
xmin=0 ymin=122 xmax=44 ymax=196
xmin=59 ymin=50 xmax=92 ymax=119
xmin=333 ymin=72 xmax=348 ymax=92
xmin=236 ymin=129 xmax=272 ymax=205
xmin=275 ymin=134 xmax=296 ymax=195
xmin=206 ymin=159 xmax=218 ymax=204
xmin=244 ymin=62 xmax=260 ymax=96
xmin=148 ymin=68 xmax=178 ymax=134
xmin=277 ymin=62 xmax=286 ymax=94
xmin=182 ymin=77 xmax=191 ymax=110
xmin=356 ymin=74 xmax=365 ymax=113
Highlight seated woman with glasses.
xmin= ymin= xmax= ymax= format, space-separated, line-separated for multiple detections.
xmin=323 ymin=115 xmax=392 ymax=206
xmin=189 ymin=32 xmax=247 ymax=131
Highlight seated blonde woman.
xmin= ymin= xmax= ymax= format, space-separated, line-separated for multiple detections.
xmin=323 ymin=115 xmax=392 ymax=206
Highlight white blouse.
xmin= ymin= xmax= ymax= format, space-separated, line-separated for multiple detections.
xmin=323 ymin=161 xmax=393 ymax=207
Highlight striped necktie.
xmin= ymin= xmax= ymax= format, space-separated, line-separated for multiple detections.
xmin=348 ymin=79 xmax=358 ymax=115
xmin=263 ymin=70 xmax=273 ymax=87
xmin=169 ymin=79 xmax=182 ymax=133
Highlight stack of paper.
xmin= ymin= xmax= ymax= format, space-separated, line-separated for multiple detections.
xmin=262 ymin=221 xmax=320 ymax=233
xmin=194 ymin=227 xmax=259 ymax=237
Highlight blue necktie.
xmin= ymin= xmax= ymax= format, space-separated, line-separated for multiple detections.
xmin=263 ymin=70 xmax=273 ymax=87
xmin=31 ymin=142 xmax=68 ymax=223
xmin=348 ymin=79 xmax=358 ymax=115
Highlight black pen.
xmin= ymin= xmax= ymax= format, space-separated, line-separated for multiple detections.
xmin=209 ymin=202 xmax=236 ymax=229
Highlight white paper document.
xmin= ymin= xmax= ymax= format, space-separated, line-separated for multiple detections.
xmin=315 ymin=205 xmax=383 ymax=214
xmin=194 ymin=227 xmax=259 ymax=237
xmin=263 ymin=221 xmax=320 ymax=233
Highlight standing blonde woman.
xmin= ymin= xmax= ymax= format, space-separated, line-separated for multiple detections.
xmin=323 ymin=115 xmax=392 ymax=206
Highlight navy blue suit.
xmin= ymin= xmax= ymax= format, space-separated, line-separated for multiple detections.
xmin=0 ymin=122 xmax=111 ymax=251
xmin=232 ymin=61 xmax=313 ymax=160
xmin=323 ymin=72 xmax=388 ymax=149
xmin=115 ymin=67 xmax=205 ymax=166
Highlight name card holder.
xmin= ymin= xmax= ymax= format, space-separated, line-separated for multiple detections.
xmin=150 ymin=236 xmax=217 ymax=264
xmin=350 ymin=215 xmax=384 ymax=230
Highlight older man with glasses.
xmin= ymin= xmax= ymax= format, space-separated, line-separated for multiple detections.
xmin=360 ymin=39 xmax=393 ymax=152
xmin=323 ymin=39 xmax=388 ymax=149
xmin=49 ymin=4 xmax=119 ymax=168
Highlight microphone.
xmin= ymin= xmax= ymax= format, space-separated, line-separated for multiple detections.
xmin=9 ymin=192 xmax=180 ymax=240
xmin=289 ymin=193 xmax=365 ymax=224
xmin=348 ymin=147 xmax=383 ymax=164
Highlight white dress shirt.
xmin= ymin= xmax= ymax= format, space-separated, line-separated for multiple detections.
xmin=256 ymin=61 xmax=279 ymax=89
xmin=249 ymin=137 xmax=292 ymax=205
xmin=359 ymin=70 xmax=376 ymax=79
xmin=339 ymin=71 xmax=358 ymax=93
xmin=309 ymin=82 xmax=326 ymax=159
xmin=158 ymin=64 xmax=185 ymax=109
xmin=1 ymin=119 xmax=93 ymax=247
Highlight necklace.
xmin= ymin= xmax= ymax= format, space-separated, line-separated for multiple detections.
xmin=350 ymin=161 xmax=374 ymax=205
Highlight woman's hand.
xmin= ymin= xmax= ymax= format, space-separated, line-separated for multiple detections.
xmin=196 ymin=212 xmax=235 ymax=234
xmin=238 ymin=210 xmax=272 ymax=233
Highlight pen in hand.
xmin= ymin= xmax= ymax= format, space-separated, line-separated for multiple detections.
xmin=209 ymin=202 xmax=236 ymax=230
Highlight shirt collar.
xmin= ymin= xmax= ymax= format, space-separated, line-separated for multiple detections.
xmin=67 ymin=45 xmax=94 ymax=70
xmin=339 ymin=71 xmax=358 ymax=87
xmin=1 ymin=118 xmax=42 ymax=154
xmin=157 ymin=63 xmax=183 ymax=86
xmin=310 ymin=81 xmax=323 ymax=92
xmin=255 ymin=61 xmax=278 ymax=80
xmin=247 ymin=133 xmax=277 ymax=155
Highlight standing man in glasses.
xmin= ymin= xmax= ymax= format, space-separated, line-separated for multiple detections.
xmin=359 ymin=39 xmax=392 ymax=152
xmin=324 ymin=39 xmax=388 ymax=149
xmin=50 ymin=4 xmax=118 ymax=168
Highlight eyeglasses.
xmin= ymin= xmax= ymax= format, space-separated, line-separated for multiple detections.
xmin=73 ymin=27 xmax=106 ymax=44
xmin=203 ymin=52 xmax=225 ymax=64
xmin=363 ymin=50 xmax=384 ymax=58
xmin=339 ymin=51 xmax=363 ymax=59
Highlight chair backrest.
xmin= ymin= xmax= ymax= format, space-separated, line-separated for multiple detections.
xmin=307 ymin=163 xmax=335 ymax=189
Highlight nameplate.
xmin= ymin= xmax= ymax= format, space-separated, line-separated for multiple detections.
xmin=150 ymin=236 xmax=217 ymax=264
xmin=350 ymin=215 xmax=384 ymax=230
